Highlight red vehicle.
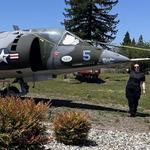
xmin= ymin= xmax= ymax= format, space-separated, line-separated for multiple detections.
xmin=75 ymin=69 xmax=101 ymax=81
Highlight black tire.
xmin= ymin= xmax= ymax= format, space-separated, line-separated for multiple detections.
xmin=6 ymin=86 xmax=20 ymax=96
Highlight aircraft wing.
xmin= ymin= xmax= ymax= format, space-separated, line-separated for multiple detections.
xmin=130 ymin=58 xmax=150 ymax=61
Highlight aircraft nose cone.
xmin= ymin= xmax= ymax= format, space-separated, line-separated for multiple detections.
xmin=100 ymin=50 xmax=129 ymax=64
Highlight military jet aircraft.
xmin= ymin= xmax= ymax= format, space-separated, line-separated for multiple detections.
xmin=0 ymin=26 xmax=147 ymax=96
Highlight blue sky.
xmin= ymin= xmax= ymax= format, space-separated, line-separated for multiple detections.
xmin=113 ymin=0 xmax=150 ymax=44
xmin=0 ymin=0 xmax=150 ymax=44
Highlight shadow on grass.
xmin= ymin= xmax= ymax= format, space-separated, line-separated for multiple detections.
xmin=75 ymin=77 xmax=105 ymax=84
xmin=136 ymin=112 xmax=150 ymax=117
xmin=27 ymin=97 xmax=150 ymax=118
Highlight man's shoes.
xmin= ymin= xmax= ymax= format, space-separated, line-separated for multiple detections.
xmin=128 ymin=113 xmax=136 ymax=117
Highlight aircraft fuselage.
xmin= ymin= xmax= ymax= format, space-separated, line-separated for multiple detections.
xmin=0 ymin=28 xmax=129 ymax=82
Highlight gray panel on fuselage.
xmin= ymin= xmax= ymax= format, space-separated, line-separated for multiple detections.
xmin=0 ymin=32 xmax=19 ymax=48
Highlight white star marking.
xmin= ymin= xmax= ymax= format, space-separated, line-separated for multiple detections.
xmin=0 ymin=49 xmax=9 ymax=64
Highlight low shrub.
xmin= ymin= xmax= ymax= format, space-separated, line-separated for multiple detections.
xmin=53 ymin=111 xmax=91 ymax=145
xmin=0 ymin=96 xmax=50 ymax=149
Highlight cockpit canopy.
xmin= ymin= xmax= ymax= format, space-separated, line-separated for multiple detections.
xmin=31 ymin=28 xmax=82 ymax=45
xmin=60 ymin=33 xmax=81 ymax=45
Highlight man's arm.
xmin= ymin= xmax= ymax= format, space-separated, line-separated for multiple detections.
xmin=141 ymin=81 xmax=146 ymax=94
xmin=126 ymin=68 xmax=131 ymax=73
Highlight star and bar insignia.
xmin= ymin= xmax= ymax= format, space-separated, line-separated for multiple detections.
xmin=0 ymin=48 xmax=19 ymax=64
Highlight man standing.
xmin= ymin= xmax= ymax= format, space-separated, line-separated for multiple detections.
xmin=126 ymin=64 xmax=146 ymax=117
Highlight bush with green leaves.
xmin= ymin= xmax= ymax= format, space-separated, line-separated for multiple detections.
xmin=53 ymin=111 xmax=91 ymax=145
xmin=0 ymin=96 xmax=50 ymax=149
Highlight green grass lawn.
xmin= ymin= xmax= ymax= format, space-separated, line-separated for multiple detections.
xmin=28 ymin=73 xmax=150 ymax=111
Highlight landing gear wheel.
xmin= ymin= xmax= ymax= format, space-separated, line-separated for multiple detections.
xmin=13 ymin=78 xmax=29 ymax=95
xmin=7 ymin=86 xmax=20 ymax=96
xmin=2 ymin=86 xmax=20 ymax=96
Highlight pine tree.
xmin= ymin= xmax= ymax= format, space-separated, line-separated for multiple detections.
xmin=120 ymin=31 xmax=132 ymax=58
xmin=122 ymin=31 xmax=131 ymax=45
xmin=131 ymin=38 xmax=136 ymax=46
xmin=137 ymin=34 xmax=144 ymax=47
xmin=63 ymin=0 xmax=119 ymax=44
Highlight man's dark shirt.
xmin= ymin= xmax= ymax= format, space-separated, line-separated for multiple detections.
xmin=126 ymin=70 xmax=145 ymax=90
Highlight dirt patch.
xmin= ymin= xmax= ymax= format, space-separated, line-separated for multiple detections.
xmin=25 ymin=95 xmax=150 ymax=133
xmin=47 ymin=98 xmax=150 ymax=133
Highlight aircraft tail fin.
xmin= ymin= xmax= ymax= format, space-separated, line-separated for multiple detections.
xmin=13 ymin=25 xmax=20 ymax=31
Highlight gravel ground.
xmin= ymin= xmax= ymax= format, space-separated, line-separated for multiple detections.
xmin=44 ymin=126 xmax=150 ymax=150
xmin=28 ymin=96 xmax=150 ymax=150
xmin=40 ymin=98 xmax=150 ymax=150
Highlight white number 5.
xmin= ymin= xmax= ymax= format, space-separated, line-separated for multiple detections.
xmin=83 ymin=50 xmax=91 ymax=61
